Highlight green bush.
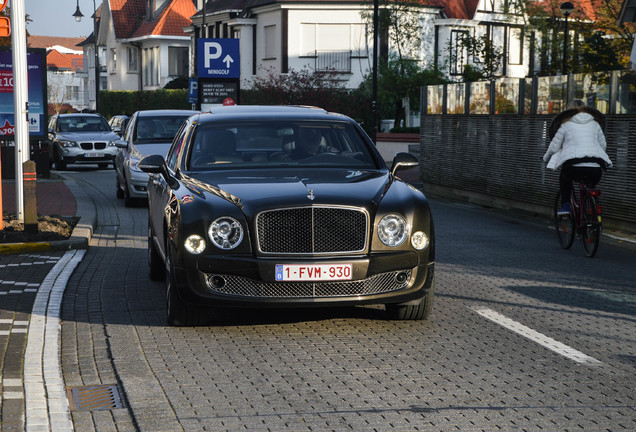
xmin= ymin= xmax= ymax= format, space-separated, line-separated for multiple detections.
xmin=100 ymin=89 xmax=190 ymax=119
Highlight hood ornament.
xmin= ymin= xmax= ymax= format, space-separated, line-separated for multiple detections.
xmin=306 ymin=189 xmax=315 ymax=201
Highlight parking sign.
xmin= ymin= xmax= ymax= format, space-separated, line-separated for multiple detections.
xmin=197 ymin=39 xmax=240 ymax=79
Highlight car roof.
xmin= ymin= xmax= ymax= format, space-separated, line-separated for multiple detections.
xmin=57 ymin=113 xmax=103 ymax=117
xmin=136 ymin=109 xmax=199 ymax=118
xmin=198 ymin=105 xmax=351 ymax=123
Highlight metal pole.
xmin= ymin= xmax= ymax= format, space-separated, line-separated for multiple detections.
xmin=93 ymin=0 xmax=99 ymax=112
xmin=563 ymin=14 xmax=569 ymax=76
xmin=371 ymin=0 xmax=378 ymax=143
xmin=10 ymin=0 xmax=29 ymax=222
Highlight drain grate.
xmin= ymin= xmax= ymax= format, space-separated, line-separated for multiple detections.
xmin=67 ymin=385 xmax=123 ymax=411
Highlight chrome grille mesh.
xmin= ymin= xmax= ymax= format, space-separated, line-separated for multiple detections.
xmin=204 ymin=271 xmax=411 ymax=298
xmin=256 ymin=207 xmax=367 ymax=254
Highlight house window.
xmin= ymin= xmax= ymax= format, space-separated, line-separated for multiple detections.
xmin=111 ymin=48 xmax=117 ymax=71
xmin=64 ymin=85 xmax=79 ymax=100
xmin=508 ymin=27 xmax=523 ymax=65
xmin=128 ymin=47 xmax=138 ymax=72
xmin=450 ymin=30 xmax=469 ymax=76
xmin=168 ymin=46 xmax=188 ymax=76
xmin=143 ymin=47 xmax=160 ymax=86
xmin=264 ymin=25 xmax=276 ymax=59
xmin=300 ymin=23 xmax=364 ymax=71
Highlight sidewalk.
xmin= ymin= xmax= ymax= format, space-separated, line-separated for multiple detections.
xmin=0 ymin=175 xmax=94 ymax=431
xmin=1 ymin=175 xmax=95 ymax=254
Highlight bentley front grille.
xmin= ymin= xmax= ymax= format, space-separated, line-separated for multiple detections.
xmin=203 ymin=270 xmax=412 ymax=298
xmin=256 ymin=206 xmax=368 ymax=255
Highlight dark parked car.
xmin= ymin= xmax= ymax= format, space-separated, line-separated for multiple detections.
xmin=114 ymin=109 xmax=198 ymax=206
xmin=108 ymin=114 xmax=129 ymax=136
xmin=47 ymin=113 xmax=119 ymax=170
xmin=140 ymin=106 xmax=435 ymax=326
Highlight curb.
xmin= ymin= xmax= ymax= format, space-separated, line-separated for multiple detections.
xmin=0 ymin=177 xmax=96 ymax=255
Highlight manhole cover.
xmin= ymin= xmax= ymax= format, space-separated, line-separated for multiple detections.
xmin=67 ymin=385 xmax=123 ymax=410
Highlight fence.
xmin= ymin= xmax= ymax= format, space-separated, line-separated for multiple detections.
xmin=417 ymin=70 xmax=636 ymax=229
xmin=424 ymin=70 xmax=636 ymax=115
xmin=417 ymin=114 xmax=636 ymax=228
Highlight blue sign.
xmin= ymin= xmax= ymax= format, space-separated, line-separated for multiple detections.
xmin=188 ymin=78 xmax=198 ymax=103
xmin=197 ymin=38 xmax=240 ymax=79
xmin=0 ymin=48 xmax=47 ymax=138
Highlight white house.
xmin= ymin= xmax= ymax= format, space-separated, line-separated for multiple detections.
xmin=89 ymin=0 xmax=195 ymax=96
xmin=28 ymin=36 xmax=89 ymax=112
xmin=188 ymin=0 xmax=535 ymax=91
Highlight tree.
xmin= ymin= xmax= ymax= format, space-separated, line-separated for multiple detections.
xmin=510 ymin=0 xmax=635 ymax=75
xmin=459 ymin=34 xmax=505 ymax=81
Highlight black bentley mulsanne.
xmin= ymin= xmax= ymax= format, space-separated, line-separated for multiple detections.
xmin=140 ymin=105 xmax=435 ymax=326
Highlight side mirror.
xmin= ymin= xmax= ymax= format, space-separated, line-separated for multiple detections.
xmin=390 ymin=152 xmax=419 ymax=176
xmin=139 ymin=154 xmax=179 ymax=189
xmin=114 ymin=140 xmax=128 ymax=149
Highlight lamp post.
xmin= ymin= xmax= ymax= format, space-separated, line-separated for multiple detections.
xmin=73 ymin=0 xmax=100 ymax=113
xmin=560 ymin=2 xmax=574 ymax=75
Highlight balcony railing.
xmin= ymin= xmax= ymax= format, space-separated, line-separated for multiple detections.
xmin=313 ymin=50 xmax=351 ymax=73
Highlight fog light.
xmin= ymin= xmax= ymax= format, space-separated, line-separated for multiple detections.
xmin=206 ymin=275 xmax=226 ymax=289
xmin=184 ymin=235 xmax=206 ymax=254
xmin=411 ymin=231 xmax=429 ymax=250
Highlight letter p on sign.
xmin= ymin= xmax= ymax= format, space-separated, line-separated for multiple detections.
xmin=204 ymin=42 xmax=222 ymax=68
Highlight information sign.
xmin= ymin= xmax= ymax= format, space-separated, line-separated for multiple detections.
xmin=197 ymin=39 xmax=240 ymax=79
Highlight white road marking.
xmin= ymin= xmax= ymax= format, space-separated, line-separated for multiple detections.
xmin=24 ymin=249 xmax=85 ymax=432
xmin=471 ymin=306 xmax=603 ymax=366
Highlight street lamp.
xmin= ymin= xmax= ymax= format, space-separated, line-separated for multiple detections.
xmin=73 ymin=0 xmax=100 ymax=113
xmin=560 ymin=1 xmax=574 ymax=75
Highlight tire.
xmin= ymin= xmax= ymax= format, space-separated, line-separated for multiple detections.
xmin=165 ymin=244 xmax=205 ymax=326
xmin=115 ymin=176 xmax=124 ymax=199
xmin=554 ymin=191 xmax=574 ymax=250
xmin=386 ymin=279 xmax=435 ymax=321
xmin=123 ymin=177 xmax=135 ymax=207
xmin=148 ymin=225 xmax=165 ymax=281
xmin=54 ymin=150 xmax=66 ymax=171
xmin=581 ymin=195 xmax=601 ymax=258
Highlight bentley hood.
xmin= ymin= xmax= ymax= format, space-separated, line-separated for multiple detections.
xmin=183 ymin=169 xmax=396 ymax=213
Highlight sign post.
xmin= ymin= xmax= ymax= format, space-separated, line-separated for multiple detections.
xmin=197 ymin=39 xmax=240 ymax=110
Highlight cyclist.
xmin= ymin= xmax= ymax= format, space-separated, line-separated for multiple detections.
xmin=543 ymin=100 xmax=613 ymax=215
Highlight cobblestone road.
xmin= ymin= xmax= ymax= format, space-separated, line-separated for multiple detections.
xmin=59 ymin=170 xmax=636 ymax=431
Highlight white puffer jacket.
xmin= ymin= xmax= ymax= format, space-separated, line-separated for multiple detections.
xmin=543 ymin=112 xmax=613 ymax=170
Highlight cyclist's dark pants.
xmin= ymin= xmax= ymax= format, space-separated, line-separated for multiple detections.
xmin=560 ymin=165 xmax=602 ymax=202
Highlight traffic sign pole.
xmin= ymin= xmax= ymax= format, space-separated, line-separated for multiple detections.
xmin=10 ymin=0 xmax=29 ymax=222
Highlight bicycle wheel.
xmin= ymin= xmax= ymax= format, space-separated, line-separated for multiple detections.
xmin=554 ymin=191 xmax=575 ymax=249
xmin=581 ymin=195 xmax=601 ymax=257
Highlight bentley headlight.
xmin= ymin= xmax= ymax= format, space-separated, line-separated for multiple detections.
xmin=378 ymin=214 xmax=408 ymax=247
xmin=59 ymin=140 xmax=78 ymax=148
xmin=410 ymin=231 xmax=429 ymax=250
xmin=208 ymin=217 xmax=243 ymax=250
xmin=184 ymin=235 xmax=206 ymax=254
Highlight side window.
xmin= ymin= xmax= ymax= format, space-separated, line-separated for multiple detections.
xmin=124 ymin=115 xmax=136 ymax=142
xmin=166 ymin=122 xmax=190 ymax=170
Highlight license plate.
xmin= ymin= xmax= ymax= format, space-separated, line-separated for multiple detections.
xmin=275 ymin=264 xmax=352 ymax=281
xmin=85 ymin=152 xmax=105 ymax=158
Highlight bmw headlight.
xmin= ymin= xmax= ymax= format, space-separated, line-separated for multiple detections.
xmin=378 ymin=214 xmax=408 ymax=247
xmin=184 ymin=235 xmax=206 ymax=254
xmin=208 ymin=217 xmax=243 ymax=250
xmin=59 ymin=140 xmax=78 ymax=148
xmin=410 ymin=231 xmax=429 ymax=250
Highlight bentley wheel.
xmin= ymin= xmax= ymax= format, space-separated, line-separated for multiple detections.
xmin=386 ymin=288 xmax=434 ymax=321
xmin=148 ymin=226 xmax=164 ymax=281
xmin=165 ymin=245 xmax=204 ymax=326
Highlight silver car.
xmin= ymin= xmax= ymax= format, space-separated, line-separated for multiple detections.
xmin=47 ymin=113 xmax=119 ymax=170
xmin=114 ymin=109 xmax=198 ymax=206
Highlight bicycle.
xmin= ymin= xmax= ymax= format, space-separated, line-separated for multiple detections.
xmin=554 ymin=182 xmax=602 ymax=257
